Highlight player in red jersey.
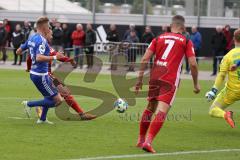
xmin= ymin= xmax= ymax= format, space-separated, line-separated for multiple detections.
xmin=135 ymin=15 xmax=200 ymax=153
xmin=17 ymin=30 xmax=96 ymax=121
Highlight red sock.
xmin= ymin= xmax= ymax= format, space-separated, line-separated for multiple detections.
xmin=138 ymin=109 xmax=154 ymax=143
xmin=64 ymin=95 xmax=84 ymax=114
xmin=145 ymin=111 xmax=166 ymax=144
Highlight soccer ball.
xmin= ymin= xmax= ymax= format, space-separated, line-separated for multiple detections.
xmin=114 ymin=98 xmax=128 ymax=113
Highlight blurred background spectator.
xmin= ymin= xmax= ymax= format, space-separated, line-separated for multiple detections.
xmin=29 ymin=23 xmax=37 ymax=38
xmin=126 ymin=30 xmax=139 ymax=71
xmin=106 ymin=24 xmax=119 ymax=42
xmin=71 ymin=23 xmax=85 ymax=69
xmin=123 ymin=23 xmax=135 ymax=40
xmin=0 ymin=21 xmax=7 ymax=63
xmin=50 ymin=18 xmax=58 ymax=29
xmin=190 ymin=26 xmax=202 ymax=63
xmin=3 ymin=19 xmax=11 ymax=47
xmin=52 ymin=21 xmax=63 ymax=52
xmin=141 ymin=26 xmax=155 ymax=68
xmin=183 ymin=28 xmax=191 ymax=74
xmin=21 ymin=20 xmax=31 ymax=61
xmin=158 ymin=25 xmax=170 ymax=36
xmin=223 ymin=24 xmax=233 ymax=53
xmin=211 ymin=26 xmax=227 ymax=76
xmin=106 ymin=24 xmax=119 ymax=69
xmin=12 ymin=24 xmax=24 ymax=65
xmin=141 ymin=26 xmax=155 ymax=44
xmin=62 ymin=23 xmax=72 ymax=57
xmin=85 ymin=23 xmax=96 ymax=69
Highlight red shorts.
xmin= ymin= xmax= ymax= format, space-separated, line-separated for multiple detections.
xmin=147 ymin=79 xmax=177 ymax=106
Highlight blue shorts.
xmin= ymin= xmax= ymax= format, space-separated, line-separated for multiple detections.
xmin=30 ymin=74 xmax=58 ymax=98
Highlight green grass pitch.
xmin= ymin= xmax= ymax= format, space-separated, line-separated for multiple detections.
xmin=0 ymin=69 xmax=240 ymax=160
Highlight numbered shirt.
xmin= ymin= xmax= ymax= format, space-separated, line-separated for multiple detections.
xmin=26 ymin=33 xmax=50 ymax=73
xmin=148 ymin=32 xmax=195 ymax=86
xmin=220 ymin=47 xmax=240 ymax=92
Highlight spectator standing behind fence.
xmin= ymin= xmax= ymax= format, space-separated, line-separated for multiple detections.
xmin=223 ymin=25 xmax=233 ymax=53
xmin=142 ymin=26 xmax=155 ymax=68
xmin=62 ymin=23 xmax=72 ymax=57
xmin=12 ymin=24 xmax=24 ymax=65
xmin=71 ymin=23 xmax=85 ymax=69
xmin=0 ymin=21 xmax=7 ymax=64
xmin=107 ymin=24 xmax=119 ymax=42
xmin=106 ymin=24 xmax=119 ymax=70
xmin=126 ymin=30 xmax=139 ymax=72
xmin=85 ymin=23 xmax=96 ymax=69
xmin=183 ymin=29 xmax=191 ymax=74
xmin=3 ymin=19 xmax=11 ymax=47
xmin=157 ymin=25 xmax=170 ymax=36
xmin=21 ymin=21 xmax=31 ymax=61
xmin=190 ymin=26 xmax=202 ymax=64
xmin=52 ymin=22 xmax=63 ymax=52
xmin=211 ymin=26 xmax=227 ymax=76
xmin=29 ymin=23 xmax=37 ymax=38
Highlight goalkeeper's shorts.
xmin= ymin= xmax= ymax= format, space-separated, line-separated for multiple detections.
xmin=214 ymin=87 xmax=240 ymax=108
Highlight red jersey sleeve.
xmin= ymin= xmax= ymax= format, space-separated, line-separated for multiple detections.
xmin=185 ymin=40 xmax=195 ymax=58
xmin=148 ymin=38 xmax=157 ymax=53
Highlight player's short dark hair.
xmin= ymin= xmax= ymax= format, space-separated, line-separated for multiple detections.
xmin=234 ymin=28 xmax=240 ymax=43
xmin=172 ymin=15 xmax=185 ymax=27
xmin=36 ymin=16 xmax=49 ymax=28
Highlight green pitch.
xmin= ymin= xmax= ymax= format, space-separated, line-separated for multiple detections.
xmin=0 ymin=69 xmax=240 ymax=160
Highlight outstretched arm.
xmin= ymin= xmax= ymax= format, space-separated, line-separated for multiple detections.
xmin=16 ymin=40 xmax=28 ymax=55
xmin=205 ymin=55 xmax=229 ymax=102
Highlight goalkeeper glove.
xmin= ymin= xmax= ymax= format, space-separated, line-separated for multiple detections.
xmin=205 ymin=88 xmax=218 ymax=102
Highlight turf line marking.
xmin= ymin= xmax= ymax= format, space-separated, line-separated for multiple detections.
xmin=8 ymin=117 xmax=33 ymax=120
xmin=69 ymin=149 xmax=240 ymax=160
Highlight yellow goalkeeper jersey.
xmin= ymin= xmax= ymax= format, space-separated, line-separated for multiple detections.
xmin=220 ymin=47 xmax=240 ymax=92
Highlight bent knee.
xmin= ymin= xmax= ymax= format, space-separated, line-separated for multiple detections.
xmin=54 ymin=95 xmax=64 ymax=106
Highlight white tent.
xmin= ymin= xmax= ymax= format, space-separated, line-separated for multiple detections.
xmin=0 ymin=0 xmax=91 ymax=14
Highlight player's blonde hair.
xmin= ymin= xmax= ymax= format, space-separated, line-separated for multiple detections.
xmin=36 ymin=16 xmax=49 ymax=29
xmin=234 ymin=28 xmax=240 ymax=43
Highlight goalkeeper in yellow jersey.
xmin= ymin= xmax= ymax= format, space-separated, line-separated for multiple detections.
xmin=205 ymin=28 xmax=240 ymax=128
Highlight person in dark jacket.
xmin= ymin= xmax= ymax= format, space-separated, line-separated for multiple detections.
xmin=21 ymin=21 xmax=31 ymax=61
xmin=142 ymin=26 xmax=155 ymax=68
xmin=142 ymin=26 xmax=155 ymax=44
xmin=62 ymin=23 xmax=72 ymax=57
xmin=85 ymin=23 xmax=96 ymax=69
xmin=211 ymin=26 xmax=227 ymax=76
xmin=12 ymin=24 xmax=24 ymax=65
xmin=223 ymin=25 xmax=233 ymax=53
xmin=183 ymin=29 xmax=191 ymax=74
xmin=0 ymin=21 xmax=7 ymax=63
xmin=106 ymin=24 xmax=119 ymax=69
xmin=52 ymin=22 xmax=63 ymax=52
xmin=106 ymin=24 xmax=119 ymax=42
xmin=3 ymin=19 xmax=11 ymax=47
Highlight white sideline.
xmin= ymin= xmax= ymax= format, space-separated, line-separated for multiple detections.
xmin=69 ymin=149 xmax=240 ymax=160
